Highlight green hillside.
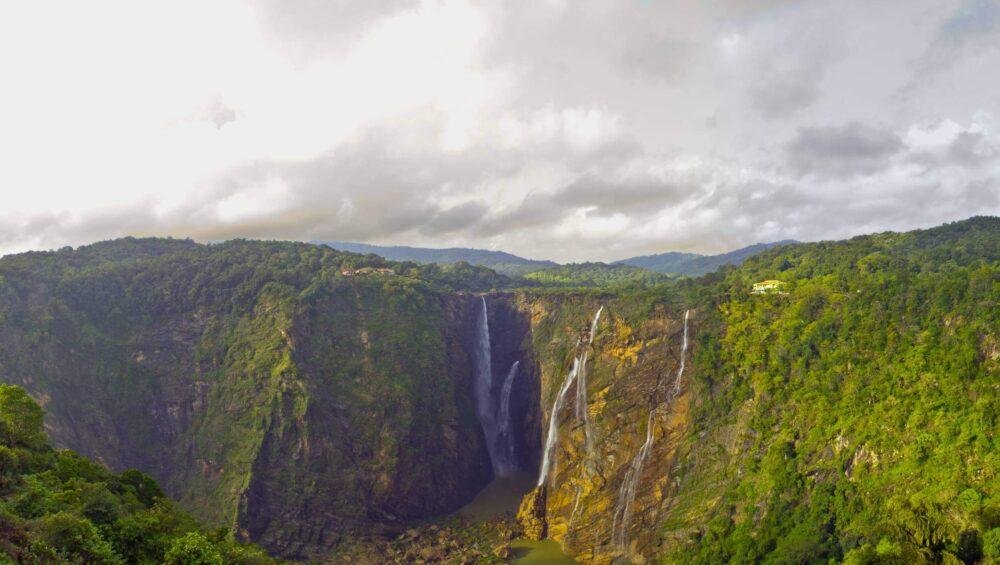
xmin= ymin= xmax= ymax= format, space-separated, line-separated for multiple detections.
xmin=0 ymin=218 xmax=994 ymax=563
xmin=316 ymin=241 xmax=558 ymax=276
xmin=619 ymin=240 xmax=798 ymax=276
xmin=0 ymin=384 xmax=273 ymax=564
xmin=665 ymin=217 xmax=999 ymax=563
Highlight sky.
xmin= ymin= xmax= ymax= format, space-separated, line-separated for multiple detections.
xmin=1 ymin=0 xmax=998 ymax=262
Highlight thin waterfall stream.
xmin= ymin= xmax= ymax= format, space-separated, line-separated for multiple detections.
xmin=537 ymin=305 xmax=604 ymax=487
xmin=575 ymin=306 xmax=603 ymax=457
xmin=497 ymin=361 xmax=520 ymax=475
xmin=537 ymin=355 xmax=580 ymax=487
xmin=473 ymin=296 xmax=524 ymax=477
xmin=611 ymin=309 xmax=691 ymax=554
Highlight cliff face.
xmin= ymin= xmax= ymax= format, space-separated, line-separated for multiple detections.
xmin=2 ymin=218 xmax=994 ymax=563
xmin=512 ymin=293 xmax=695 ymax=563
xmin=0 ymin=241 xmax=541 ymax=560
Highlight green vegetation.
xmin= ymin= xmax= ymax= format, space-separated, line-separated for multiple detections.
xmin=0 ymin=237 xmax=506 ymax=558
xmin=668 ymin=217 xmax=999 ymax=563
xmin=0 ymin=218 xmax=995 ymax=562
xmin=318 ymin=240 xmax=558 ymax=276
xmin=617 ymin=240 xmax=797 ymax=276
xmin=523 ymin=262 xmax=674 ymax=289
xmin=0 ymin=384 xmax=273 ymax=563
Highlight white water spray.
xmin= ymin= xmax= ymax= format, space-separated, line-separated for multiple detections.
xmin=537 ymin=305 xmax=604 ymax=487
xmin=611 ymin=410 xmax=657 ymax=551
xmin=611 ymin=309 xmax=691 ymax=554
xmin=576 ymin=306 xmax=603 ymax=456
xmin=672 ymin=309 xmax=690 ymax=397
xmin=537 ymin=356 xmax=580 ymax=487
xmin=496 ymin=360 xmax=520 ymax=475
xmin=473 ymin=297 xmax=502 ymax=475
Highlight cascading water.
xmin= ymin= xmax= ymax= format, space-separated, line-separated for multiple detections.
xmin=611 ymin=309 xmax=691 ymax=554
xmin=537 ymin=355 xmax=580 ymax=487
xmin=537 ymin=305 xmax=604 ymax=487
xmin=496 ymin=361 xmax=520 ymax=475
xmin=611 ymin=409 xmax=657 ymax=551
xmin=672 ymin=309 xmax=690 ymax=397
xmin=576 ymin=306 xmax=603 ymax=456
xmin=473 ymin=297 xmax=502 ymax=475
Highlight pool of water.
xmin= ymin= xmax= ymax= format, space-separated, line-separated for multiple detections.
xmin=509 ymin=539 xmax=576 ymax=564
xmin=457 ymin=472 xmax=534 ymax=521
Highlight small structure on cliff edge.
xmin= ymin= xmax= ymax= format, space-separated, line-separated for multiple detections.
xmin=341 ymin=267 xmax=395 ymax=277
xmin=751 ymin=279 xmax=786 ymax=295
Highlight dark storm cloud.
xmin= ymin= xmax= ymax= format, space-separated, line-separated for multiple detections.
xmin=786 ymin=122 xmax=906 ymax=178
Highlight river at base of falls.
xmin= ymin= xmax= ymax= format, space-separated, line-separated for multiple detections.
xmin=456 ymin=473 xmax=576 ymax=562
xmin=509 ymin=539 xmax=577 ymax=564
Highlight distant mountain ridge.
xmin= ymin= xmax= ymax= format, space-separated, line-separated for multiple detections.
xmin=617 ymin=240 xmax=799 ymax=276
xmin=317 ymin=240 xmax=798 ymax=278
xmin=315 ymin=241 xmax=558 ymax=276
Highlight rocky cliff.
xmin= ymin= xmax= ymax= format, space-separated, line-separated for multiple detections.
xmin=0 ymin=217 xmax=996 ymax=564
xmin=511 ymin=293 xmax=695 ymax=563
xmin=0 ymin=239 xmax=540 ymax=559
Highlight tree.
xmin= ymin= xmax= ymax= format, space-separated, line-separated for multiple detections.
xmin=164 ymin=532 xmax=224 ymax=565
xmin=0 ymin=384 xmax=46 ymax=449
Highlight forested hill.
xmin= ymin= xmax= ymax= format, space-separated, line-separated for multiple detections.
xmin=665 ymin=215 xmax=999 ymax=563
xmin=315 ymin=240 xmax=557 ymax=276
xmin=618 ymin=239 xmax=798 ymax=276
xmin=0 ymin=384 xmax=274 ymax=563
xmin=0 ymin=237 xmax=515 ymax=294
xmin=0 ymin=217 xmax=995 ymax=563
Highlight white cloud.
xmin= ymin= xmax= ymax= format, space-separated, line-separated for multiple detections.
xmin=0 ymin=0 xmax=997 ymax=260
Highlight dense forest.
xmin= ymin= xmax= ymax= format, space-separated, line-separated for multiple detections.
xmin=667 ymin=216 xmax=999 ymax=563
xmin=0 ymin=217 xmax=995 ymax=563
xmin=0 ymin=384 xmax=273 ymax=563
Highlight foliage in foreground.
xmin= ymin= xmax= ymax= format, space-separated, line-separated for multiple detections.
xmin=0 ymin=384 xmax=274 ymax=564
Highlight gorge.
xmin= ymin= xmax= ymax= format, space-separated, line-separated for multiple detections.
xmin=0 ymin=217 xmax=996 ymax=564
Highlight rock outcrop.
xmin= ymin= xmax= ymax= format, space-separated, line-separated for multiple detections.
xmin=516 ymin=486 xmax=548 ymax=540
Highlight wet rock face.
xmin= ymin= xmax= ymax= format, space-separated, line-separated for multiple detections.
xmin=512 ymin=297 xmax=695 ymax=563
xmin=0 ymin=284 xmax=547 ymax=560
xmin=516 ymin=486 xmax=548 ymax=540
xmin=482 ymin=295 xmax=543 ymax=476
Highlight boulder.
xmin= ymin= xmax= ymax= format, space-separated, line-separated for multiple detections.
xmin=516 ymin=486 xmax=548 ymax=540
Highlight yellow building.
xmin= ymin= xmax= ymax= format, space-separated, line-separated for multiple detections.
xmin=751 ymin=280 xmax=786 ymax=294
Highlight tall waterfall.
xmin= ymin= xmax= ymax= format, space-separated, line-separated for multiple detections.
xmin=473 ymin=297 xmax=502 ymax=475
xmin=611 ymin=410 xmax=656 ymax=551
xmin=672 ymin=309 xmax=690 ymax=396
xmin=537 ymin=305 xmax=604 ymax=487
xmin=496 ymin=361 xmax=520 ymax=475
xmin=576 ymin=306 xmax=603 ymax=457
xmin=537 ymin=355 xmax=580 ymax=487
xmin=611 ymin=309 xmax=691 ymax=554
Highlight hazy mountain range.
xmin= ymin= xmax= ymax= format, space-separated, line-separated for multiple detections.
xmin=317 ymin=240 xmax=799 ymax=277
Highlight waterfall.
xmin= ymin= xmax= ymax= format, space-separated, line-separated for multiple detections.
xmin=496 ymin=360 xmax=520 ymax=475
xmin=671 ymin=309 xmax=690 ymax=396
xmin=537 ymin=356 xmax=580 ymax=487
xmin=589 ymin=305 xmax=604 ymax=343
xmin=537 ymin=305 xmax=604 ymax=487
xmin=611 ymin=309 xmax=691 ymax=554
xmin=576 ymin=306 xmax=603 ymax=456
xmin=611 ymin=410 xmax=657 ymax=552
xmin=473 ymin=297 xmax=501 ymax=475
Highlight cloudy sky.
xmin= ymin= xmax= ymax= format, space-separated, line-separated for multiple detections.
xmin=1 ymin=0 xmax=998 ymax=261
